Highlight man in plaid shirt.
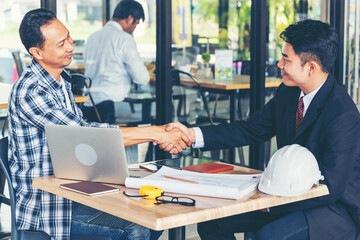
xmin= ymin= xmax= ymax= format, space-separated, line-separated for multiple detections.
xmin=7 ymin=8 xmax=191 ymax=240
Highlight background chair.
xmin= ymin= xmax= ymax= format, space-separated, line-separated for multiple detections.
xmin=70 ymin=73 xmax=102 ymax=123
xmin=171 ymin=69 xmax=189 ymax=124
xmin=173 ymin=70 xmax=249 ymax=164
xmin=172 ymin=69 xmax=214 ymax=126
xmin=10 ymin=51 xmax=24 ymax=77
xmin=0 ymin=137 xmax=111 ymax=240
xmin=0 ymin=139 xmax=10 ymax=239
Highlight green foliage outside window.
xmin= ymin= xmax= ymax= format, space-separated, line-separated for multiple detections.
xmin=191 ymin=0 xmax=321 ymax=62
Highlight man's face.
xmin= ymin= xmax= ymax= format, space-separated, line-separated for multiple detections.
xmin=38 ymin=19 xmax=74 ymax=69
xmin=277 ymin=42 xmax=309 ymax=89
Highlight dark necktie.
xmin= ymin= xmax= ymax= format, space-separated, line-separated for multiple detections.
xmin=295 ymin=96 xmax=304 ymax=132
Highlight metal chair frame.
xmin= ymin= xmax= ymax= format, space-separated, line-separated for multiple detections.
xmin=71 ymin=73 xmax=102 ymax=123
xmin=172 ymin=69 xmax=214 ymax=125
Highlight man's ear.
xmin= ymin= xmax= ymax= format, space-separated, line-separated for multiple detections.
xmin=127 ymin=15 xmax=134 ymax=24
xmin=308 ymin=61 xmax=318 ymax=75
xmin=29 ymin=47 xmax=43 ymax=61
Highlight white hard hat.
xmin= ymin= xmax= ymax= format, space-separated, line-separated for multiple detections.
xmin=258 ymin=144 xmax=324 ymax=197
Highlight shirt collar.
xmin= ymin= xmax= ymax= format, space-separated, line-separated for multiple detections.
xmin=299 ymin=79 xmax=326 ymax=116
xmin=30 ymin=58 xmax=72 ymax=90
xmin=105 ymin=20 xmax=124 ymax=32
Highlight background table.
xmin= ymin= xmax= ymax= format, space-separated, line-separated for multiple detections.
xmin=33 ymin=164 xmax=328 ymax=240
xmin=0 ymin=95 xmax=88 ymax=110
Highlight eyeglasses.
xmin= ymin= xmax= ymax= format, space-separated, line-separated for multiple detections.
xmin=155 ymin=195 xmax=196 ymax=206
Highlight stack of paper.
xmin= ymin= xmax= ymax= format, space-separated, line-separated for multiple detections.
xmin=125 ymin=166 xmax=262 ymax=199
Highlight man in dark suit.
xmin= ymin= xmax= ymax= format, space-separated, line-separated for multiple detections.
xmin=164 ymin=19 xmax=360 ymax=239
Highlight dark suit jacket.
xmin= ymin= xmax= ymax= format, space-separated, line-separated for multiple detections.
xmin=200 ymin=75 xmax=360 ymax=240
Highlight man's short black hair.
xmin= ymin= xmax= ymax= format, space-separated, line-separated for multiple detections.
xmin=112 ymin=0 xmax=145 ymax=23
xmin=19 ymin=8 xmax=56 ymax=55
xmin=280 ymin=19 xmax=338 ymax=73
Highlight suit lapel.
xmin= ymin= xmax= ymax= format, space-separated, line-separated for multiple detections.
xmin=294 ymin=75 xmax=335 ymax=138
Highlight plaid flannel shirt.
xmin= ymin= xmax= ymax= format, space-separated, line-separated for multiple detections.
xmin=7 ymin=59 xmax=117 ymax=240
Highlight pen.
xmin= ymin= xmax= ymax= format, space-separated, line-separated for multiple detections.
xmin=163 ymin=175 xmax=198 ymax=184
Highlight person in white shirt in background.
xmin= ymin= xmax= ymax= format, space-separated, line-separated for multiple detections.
xmin=84 ymin=0 xmax=154 ymax=124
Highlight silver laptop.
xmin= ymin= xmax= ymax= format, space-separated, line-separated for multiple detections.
xmin=45 ymin=124 xmax=129 ymax=184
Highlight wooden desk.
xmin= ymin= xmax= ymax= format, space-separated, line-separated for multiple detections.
xmin=73 ymin=95 xmax=89 ymax=104
xmin=0 ymin=95 xmax=88 ymax=110
xmin=33 ymin=165 xmax=328 ymax=240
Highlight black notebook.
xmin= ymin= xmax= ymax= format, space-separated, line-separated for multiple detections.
xmin=60 ymin=181 xmax=119 ymax=196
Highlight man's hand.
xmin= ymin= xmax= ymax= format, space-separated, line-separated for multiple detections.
xmin=153 ymin=125 xmax=191 ymax=154
xmin=146 ymin=63 xmax=156 ymax=75
xmin=157 ymin=122 xmax=195 ymax=153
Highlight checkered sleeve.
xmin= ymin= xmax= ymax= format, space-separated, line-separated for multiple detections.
xmin=18 ymin=83 xmax=112 ymax=131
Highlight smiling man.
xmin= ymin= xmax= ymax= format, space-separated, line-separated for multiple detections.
xmin=166 ymin=19 xmax=360 ymax=240
xmin=7 ymin=8 xmax=190 ymax=240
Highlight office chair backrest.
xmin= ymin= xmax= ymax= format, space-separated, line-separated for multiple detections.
xmin=70 ymin=74 xmax=102 ymax=123
xmin=266 ymin=64 xmax=280 ymax=77
xmin=11 ymin=51 xmax=24 ymax=76
xmin=173 ymin=69 xmax=214 ymax=125
xmin=171 ymin=69 xmax=182 ymax=87
xmin=240 ymin=60 xmax=250 ymax=75
xmin=71 ymin=73 xmax=92 ymax=96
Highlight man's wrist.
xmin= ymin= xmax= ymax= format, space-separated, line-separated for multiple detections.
xmin=192 ymin=127 xmax=205 ymax=148
xmin=189 ymin=128 xmax=196 ymax=143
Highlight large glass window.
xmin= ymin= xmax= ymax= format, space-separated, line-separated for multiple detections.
xmin=57 ymin=0 xmax=103 ymax=70
xmin=170 ymin=0 xmax=327 ymax=165
xmin=108 ymin=0 xmax=156 ymax=62
xmin=171 ymin=0 xmax=253 ymax=164
xmin=57 ymin=0 xmax=103 ymax=41
xmin=267 ymin=0 xmax=323 ymax=68
xmin=99 ymin=0 xmax=157 ymax=162
xmin=0 ymin=0 xmax=40 ymax=84
xmin=343 ymin=0 xmax=359 ymax=104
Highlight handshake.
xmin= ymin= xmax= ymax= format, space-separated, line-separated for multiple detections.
xmin=153 ymin=122 xmax=195 ymax=155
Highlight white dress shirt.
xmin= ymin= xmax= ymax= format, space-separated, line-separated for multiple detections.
xmin=84 ymin=20 xmax=149 ymax=105
xmin=300 ymin=80 xmax=325 ymax=117
xmin=193 ymin=80 xmax=326 ymax=148
xmin=60 ymin=76 xmax=73 ymax=113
